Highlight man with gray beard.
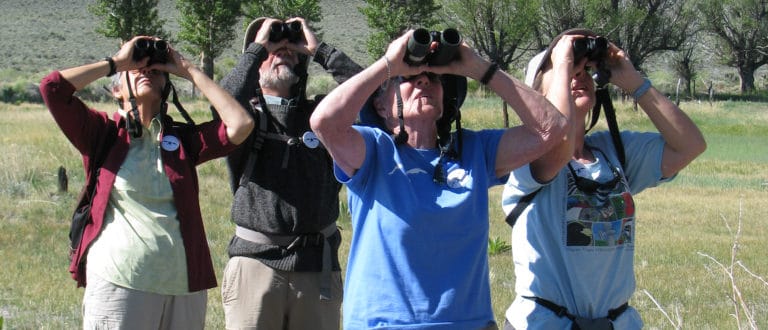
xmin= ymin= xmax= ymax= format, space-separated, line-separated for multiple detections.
xmin=215 ymin=17 xmax=362 ymax=329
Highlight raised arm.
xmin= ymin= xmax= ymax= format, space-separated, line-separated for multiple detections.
xmin=426 ymin=40 xmax=568 ymax=177
xmin=154 ymin=45 xmax=254 ymax=145
xmin=310 ymin=32 xmax=425 ymax=177
xmin=606 ymin=44 xmax=706 ymax=177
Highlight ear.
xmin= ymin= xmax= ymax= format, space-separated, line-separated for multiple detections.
xmin=111 ymin=72 xmax=124 ymax=99
xmin=372 ymin=90 xmax=393 ymax=120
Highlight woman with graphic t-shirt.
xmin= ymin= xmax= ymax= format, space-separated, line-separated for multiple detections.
xmin=500 ymin=29 xmax=706 ymax=329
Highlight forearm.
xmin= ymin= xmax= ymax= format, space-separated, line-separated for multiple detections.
xmin=529 ymin=63 xmax=576 ymax=181
xmin=60 ymin=59 xmax=112 ymax=91
xmin=312 ymin=57 xmax=387 ymax=134
xmin=220 ymin=43 xmax=268 ymax=107
xmin=192 ymin=68 xmax=254 ymax=145
xmin=638 ymin=87 xmax=706 ymax=171
xmin=313 ymin=42 xmax=365 ymax=84
xmin=487 ymin=68 xmax=567 ymax=147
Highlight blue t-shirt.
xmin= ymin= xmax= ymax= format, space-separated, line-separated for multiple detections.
xmin=501 ymin=131 xmax=672 ymax=330
xmin=337 ymin=126 xmax=505 ymax=329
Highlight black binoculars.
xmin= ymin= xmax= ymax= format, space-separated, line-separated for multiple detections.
xmin=572 ymin=36 xmax=611 ymax=87
xmin=133 ymin=38 xmax=169 ymax=65
xmin=269 ymin=21 xmax=303 ymax=43
xmin=405 ymin=28 xmax=461 ymax=66
xmin=572 ymin=36 xmax=608 ymax=62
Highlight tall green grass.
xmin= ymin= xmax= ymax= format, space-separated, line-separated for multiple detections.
xmin=1 ymin=98 xmax=766 ymax=329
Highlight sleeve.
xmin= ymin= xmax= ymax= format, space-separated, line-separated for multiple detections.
xmin=588 ymin=131 xmax=671 ymax=194
xmin=217 ymin=43 xmax=269 ymax=116
xmin=178 ymin=119 xmax=237 ymax=166
xmin=312 ymin=42 xmax=365 ymax=84
xmin=620 ymin=131 xmax=672 ymax=193
xmin=501 ymin=163 xmax=547 ymax=215
xmin=40 ymin=71 xmax=111 ymax=156
xmin=216 ymin=43 xmax=269 ymax=191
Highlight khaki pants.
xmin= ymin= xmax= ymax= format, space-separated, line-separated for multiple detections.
xmin=82 ymin=273 xmax=207 ymax=330
xmin=221 ymin=256 xmax=342 ymax=330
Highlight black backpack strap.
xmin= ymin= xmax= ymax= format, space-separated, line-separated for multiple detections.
xmin=505 ymin=188 xmax=540 ymax=228
xmin=595 ymin=87 xmax=626 ymax=170
xmin=238 ymin=97 xmax=269 ymax=188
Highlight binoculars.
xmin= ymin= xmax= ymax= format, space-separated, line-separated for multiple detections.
xmin=269 ymin=21 xmax=303 ymax=43
xmin=572 ymin=36 xmax=608 ymax=62
xmin=405 ymin=28 xmax=461 ymax=66
xmin=572 ymin=36 xmax=611 ymax=87
xmin=133 ymin=38 xmax=169 ymax=65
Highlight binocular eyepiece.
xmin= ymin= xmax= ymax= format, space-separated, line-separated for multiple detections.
xmin=572 ymin=36 xmax=611 ymax=87
xmin=133 ymin=38 xmax=169 ymax=65
xmin=269 ymin=21 xmax=303 ymax=43
xmin=405 ymin=28 xmax=461 ymax=66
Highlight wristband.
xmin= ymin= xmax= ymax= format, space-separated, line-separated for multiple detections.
xmin=104 ymin=57 xmax=116 ymax=77
xmin=480 ymin=63 xmax=498 ymax=85
xmin=632 ymin=78 xmax=652 ymax=99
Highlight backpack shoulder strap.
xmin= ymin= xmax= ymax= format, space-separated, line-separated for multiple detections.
xmin=237 ymin=95 xmax=269 ymax=188
xmin=505 ymin=188 xmax=540 ymax=228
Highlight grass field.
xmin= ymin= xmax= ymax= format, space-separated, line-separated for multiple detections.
xmin=0 ymin=96 xmax=767 ymax=329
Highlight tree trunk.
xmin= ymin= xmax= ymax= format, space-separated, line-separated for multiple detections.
xmin=738 ymin=65 xmax=756 ymax=93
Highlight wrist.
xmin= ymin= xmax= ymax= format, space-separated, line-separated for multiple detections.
xmin=104 ymin=57 xmax=116 ymax=77
xmin=632 ymin=78 xmax=652 ymax=100
xmin=479 ymin=62 xmax=499 ymax=85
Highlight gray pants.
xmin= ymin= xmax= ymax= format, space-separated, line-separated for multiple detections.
xmin=221 ymin=256 xmax=342 ymax=330
xmin=82 ymin=273 xmax=207 ymax=330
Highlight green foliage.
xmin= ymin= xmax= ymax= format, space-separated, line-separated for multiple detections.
xmin=697 ymin=0 xmax=768 ymax=93
xmin=243 ymin=0 xmax=322 ymax=25
xmin=359 ymin=0 xmax=441 ymax=60
xmin=488 ymin=236 xmax=511 ymax=256
xmin=88 ymin=0 xmax=168 ymax=42
xmin=176 ymin=0 xmax=242 ymax=78
xmin=441 ymin=0 xmax=538 ymax=70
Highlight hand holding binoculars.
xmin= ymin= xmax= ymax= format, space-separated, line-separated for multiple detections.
xmin=404 ymin=28 xmax=462 ymax=66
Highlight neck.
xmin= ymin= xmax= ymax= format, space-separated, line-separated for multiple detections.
xmin=261 ymin=86 xmax=291 ymax=99
xmin=123 ymin=100 xmax=160 ymax=128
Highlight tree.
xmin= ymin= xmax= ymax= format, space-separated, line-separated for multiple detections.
xmin=176 ymin=0 xmax=242 ymax=79
xmin=529 ymin=0 xmax=694 ymax=74
xmin=595 ymin=0 xmax=694 ymax=73
xmin=441 ymin=0 xmax=539 ymax=127
xmin=88 ymin=0 xmax=168 ymax=43
xmin=672 ymin=43 xmax=699 ymax=99
xmin=242 ymin=0 xmax=323 ymax=34
xmin=360 ymin=0 xmax=441 ymax=60
xmin=697 ymin=0 xmax=768 ymax=93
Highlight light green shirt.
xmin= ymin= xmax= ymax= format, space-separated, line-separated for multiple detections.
xmin=87 ymin=114 xmax=189 ymax=295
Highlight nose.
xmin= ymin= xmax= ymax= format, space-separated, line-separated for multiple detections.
xmin=412 ymin=73 xmax=432 ymax=87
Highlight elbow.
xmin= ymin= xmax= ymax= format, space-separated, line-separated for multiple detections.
xmin=541 ymin=113 xmax=569 ymax=149
xmin=309 ymin=110 xmax=331 ymax=137
xmin=228 ymin=116 xmax=255 ymax=145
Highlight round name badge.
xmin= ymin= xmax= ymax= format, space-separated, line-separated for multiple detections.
xmin=302 ymin=131 xmax=320 ymax=149
xmin=161 ymin=135 xmax=180 ymax=151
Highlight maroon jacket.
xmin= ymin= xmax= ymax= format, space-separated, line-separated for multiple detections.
xmin=40 ymin=71 xmax=236 ymax=292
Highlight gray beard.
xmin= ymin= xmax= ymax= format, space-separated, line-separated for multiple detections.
xmin=260 ymin=64 xmax=300 ymax=92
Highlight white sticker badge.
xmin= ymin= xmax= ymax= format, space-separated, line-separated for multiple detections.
xmin=161 ymin=135 xmax=180 ymax=151
xmin=302 ymin=131 xmax=320 ymax=149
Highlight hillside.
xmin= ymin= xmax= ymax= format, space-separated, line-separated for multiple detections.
xmin=0 ymin=0 xmax=373 ymax=82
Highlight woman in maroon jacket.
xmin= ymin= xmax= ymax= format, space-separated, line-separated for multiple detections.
xmin=40 ymin=36 xmax=253 ymax=329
